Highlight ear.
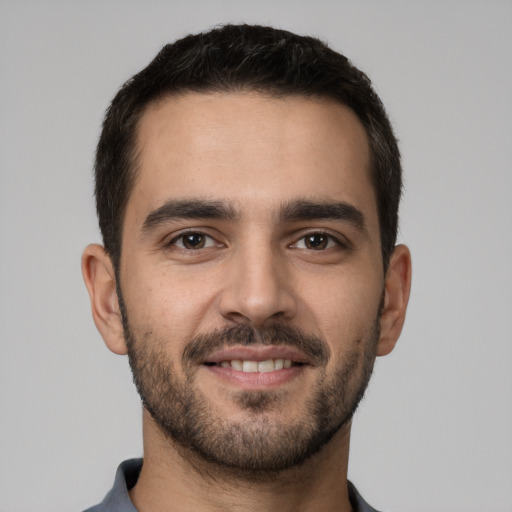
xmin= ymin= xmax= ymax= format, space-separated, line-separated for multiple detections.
xmin=81 ymin=244 xmax=128 ymax=355
xmin=377 ymin=244 xmax=412 ymax=357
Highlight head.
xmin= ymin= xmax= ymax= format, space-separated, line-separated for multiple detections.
xmin=83 ymin=24 xmax=411 ymax=478
xmin=95 ymin=24 xmax=401 ymax=275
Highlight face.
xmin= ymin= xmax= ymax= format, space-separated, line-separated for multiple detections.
xmin=117 ymin=92 xmax=385 ymax=474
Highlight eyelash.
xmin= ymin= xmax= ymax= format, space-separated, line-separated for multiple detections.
xmin=166 ymin=231 xmax=219 ymax=251
xmin=291 ymin=231 xmax=347 ymax=251
xmin=165 ymin=230 xmax=347 ymax=252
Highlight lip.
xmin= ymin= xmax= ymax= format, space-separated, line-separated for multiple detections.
xmin=199 ymin=345 xmax=311 ymax=390
xmin=204 ymin=363 xmax=305 ymax=389
xmin=203 ymin=345 xmax=312 ymax=365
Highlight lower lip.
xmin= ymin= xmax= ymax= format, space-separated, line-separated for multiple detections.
xmin=203 ymin=364 xmax=305 ymax=389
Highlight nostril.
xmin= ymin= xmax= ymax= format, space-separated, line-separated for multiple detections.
xmin=222 ymin=311 xmax=253 ymax=326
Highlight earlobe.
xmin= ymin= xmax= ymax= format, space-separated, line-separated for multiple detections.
xmin=377 ymin=244 xmax=412 ymax=357
xmin=81 ymin=244 xmax=128 ymax=355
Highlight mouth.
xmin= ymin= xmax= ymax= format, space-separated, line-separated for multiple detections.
xmin=204 ymin=358 xmax=303 ymax=372
xmin=199 ymin=347 xmax=310 ymax=389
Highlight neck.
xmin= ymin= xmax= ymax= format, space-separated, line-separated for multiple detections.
xmin=129 ymin=410 xmax=354 ymax=512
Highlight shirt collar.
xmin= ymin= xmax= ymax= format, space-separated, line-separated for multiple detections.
xmin=87 ymin=458 xmax=381 ymax=512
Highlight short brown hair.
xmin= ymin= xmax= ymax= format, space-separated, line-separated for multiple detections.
xmin=95 ymin=24 xmax=402 ymax=271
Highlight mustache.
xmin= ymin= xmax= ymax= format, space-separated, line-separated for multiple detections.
xmin=182 ymin=324 xmax=331 ymax=367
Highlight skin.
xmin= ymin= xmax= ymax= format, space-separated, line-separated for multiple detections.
xmin=82 ymin=92 xmax=412 ymax=512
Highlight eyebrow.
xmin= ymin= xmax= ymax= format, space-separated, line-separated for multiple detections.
xmin=279 ymin=200 xmax=367 ymax=232
xmin=141 ymin=198 xmax=367 ymax=234
xmin=142 ymin=199 xmax=238 ymax=233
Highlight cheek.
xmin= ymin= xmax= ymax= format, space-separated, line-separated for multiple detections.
xmin=122 ymin=264 xmax=221 ymax=347
xmin=299 ymin=266 xmax=383 ymax=345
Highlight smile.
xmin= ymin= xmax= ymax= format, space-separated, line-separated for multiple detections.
xmin=199 ymin=346 xmax=312 ymax=388
xmin=206 ymin=359 xmax=302 ymax=372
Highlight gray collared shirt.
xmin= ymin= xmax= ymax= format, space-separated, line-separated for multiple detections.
xmin=84 ymin=459 xmax=382 ymax=512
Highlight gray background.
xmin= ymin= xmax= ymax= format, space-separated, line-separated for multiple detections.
xmin=1 ymin=1 xmax=511 ymax=511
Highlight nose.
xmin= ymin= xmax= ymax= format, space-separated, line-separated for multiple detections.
xmin=219 ymin=243 xmax=297 ymax=327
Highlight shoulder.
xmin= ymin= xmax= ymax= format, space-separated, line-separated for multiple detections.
xmin=82 ymin=459 xmax=143 ymax=512
xmin=348 ymin=481 xmax=385 ymax=512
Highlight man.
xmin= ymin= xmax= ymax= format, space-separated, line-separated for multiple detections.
xmin=82 ymin=24 xmax=411 ymax=512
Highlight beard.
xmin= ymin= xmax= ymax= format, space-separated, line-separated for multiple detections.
xmin=120 ymin=294 xmax=380 ymax=478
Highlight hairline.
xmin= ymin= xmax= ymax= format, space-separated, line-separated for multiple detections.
xmin=112 ymin=86 xmax=384 ymax=275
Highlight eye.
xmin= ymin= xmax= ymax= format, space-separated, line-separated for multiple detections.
xmin=293 ymin=233 xmax=341 ymax=250
xmin=169 ymin=232 xmax=218 ymax=250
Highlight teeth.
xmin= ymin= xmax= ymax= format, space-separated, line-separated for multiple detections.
xmin=231 ymin=360 xmax=243 ymax=371
xmin=217 ymin=359 xmax=294 ymax=372
xmin=242 ymin=360 xmax=258 ymax=372
xmin=258 ymin=360 xmax=275 ymax=372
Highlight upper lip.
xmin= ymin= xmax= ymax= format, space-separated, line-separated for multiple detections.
xmin=203 ymin=346 xmax=312 ymax=365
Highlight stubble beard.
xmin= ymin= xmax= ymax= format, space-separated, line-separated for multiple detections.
xmin=120 ymin=295 xmax=380 ymax=479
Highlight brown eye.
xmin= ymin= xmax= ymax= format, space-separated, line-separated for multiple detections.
xmin=182 ymin=233 xmax=206 ymax=249
xmin=291 ymin=232 xmax=342 ymax=251
xmin=304 ymin=234 xmax=329 ymax=250
xmin=170 ymin=232 xmax=217 ymax=250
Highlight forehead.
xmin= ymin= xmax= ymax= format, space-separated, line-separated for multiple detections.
xmin=128 ymin=91 xmax=376 ymax=228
